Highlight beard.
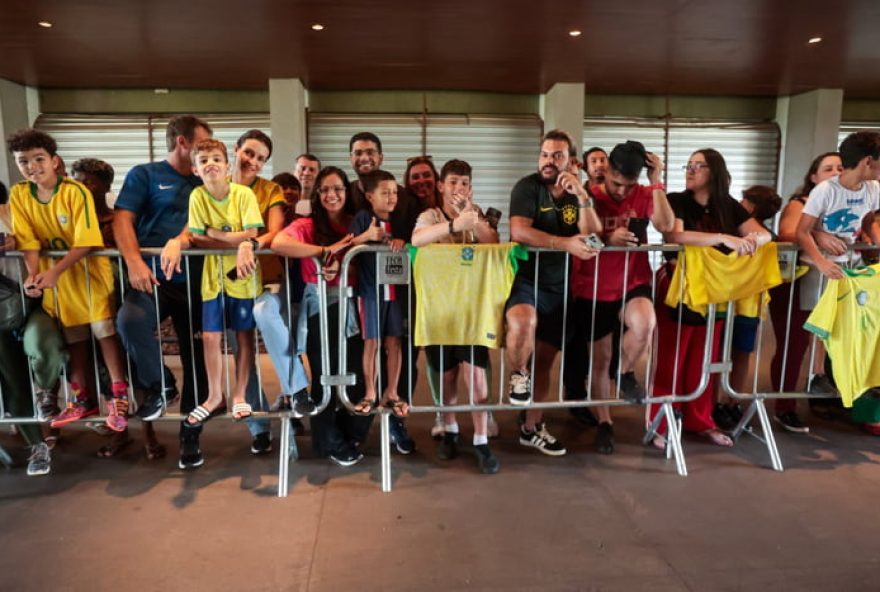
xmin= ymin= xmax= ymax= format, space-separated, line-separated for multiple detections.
xmin=539 ymin=165 xmax=559 ymax=185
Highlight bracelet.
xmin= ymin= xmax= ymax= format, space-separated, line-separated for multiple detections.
xmin=649 ymin=183 xmax=666 ymax=192
xmin=449 ymin=219 xmax=456 ymax=235
xmin=577 ymin=197 xmax=594 ymax=209
xmin=248 ymin=237 xmax=260 ymax=250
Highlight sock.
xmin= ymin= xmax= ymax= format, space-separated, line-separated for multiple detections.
xmin=473 ymin=434 xmax=488 ymax=446
xmin=444 ymin=422 xmax=460 ymax=434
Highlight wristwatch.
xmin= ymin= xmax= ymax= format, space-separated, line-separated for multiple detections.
xmin=247 ymin=237 xmax=260 ymax=250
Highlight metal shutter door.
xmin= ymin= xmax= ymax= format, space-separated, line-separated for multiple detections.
xmin=35 ymin=114 xmax=151 ymax=195
xmin=838 ymin=123 xmax=880 ymax=151
xmin=307 ymin=114 xmax=423 ymax=181
xmin=150 ymin=114 xmax=274 ymax=179
xmin=426 ymin=115 xmax=541 ymax=239
xmin=582 ymin=119 xmax=667 ymax=184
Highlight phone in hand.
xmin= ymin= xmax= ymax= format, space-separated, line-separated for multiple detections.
xmin=583 ymin=233 xmax=605 ymax=249
xmin=226 ymin=267 xmax=239 ymax=281
xmin=627 ymin=218 xmax=649 ymax=245
xmin=484 ymin=207 xmax=502 ymax=230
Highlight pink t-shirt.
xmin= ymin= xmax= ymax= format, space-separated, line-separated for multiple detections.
xmin=571 ymin=184 xmax=654 ymax=301
xmin=282 ymin=217 xmax=350 ymax=286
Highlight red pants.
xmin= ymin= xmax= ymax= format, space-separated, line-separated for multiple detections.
xmin=768 ymin=282 xmax=811 ymax=415
xmin=650 ymin=305 xmax=722 ymax=434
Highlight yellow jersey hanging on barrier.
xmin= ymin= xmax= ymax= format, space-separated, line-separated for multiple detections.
xmin=409 ymin=243 xmax=527 ymax=348
xmin=665 ymin=243 xmax=782 ymax=318
xmin=805 ymin=265 xmax=880 ymax=407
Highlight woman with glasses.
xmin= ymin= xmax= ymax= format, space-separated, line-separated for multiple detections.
xmin=650 ymin=149 xmax=771 ymax=448
xmin=271 ymin=167 xmax=372 ymax=466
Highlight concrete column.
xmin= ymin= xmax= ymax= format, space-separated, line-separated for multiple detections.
xmin=540 ymin=83 xmax=585 ymax=151
xmin=0 ymin=79 xmax=34 ymax=187
xmin=776 ymin=88 xmax=843 ymax=199
xmin=269 ymin=78 xmax=307 ymax=174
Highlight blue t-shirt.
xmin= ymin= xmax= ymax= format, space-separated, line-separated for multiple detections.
xmin=115 ymin=160 xmax=203 ymax=282
xmin=349 ymin=208 xmax=395 ymax=299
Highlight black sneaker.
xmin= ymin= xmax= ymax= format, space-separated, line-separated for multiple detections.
xmin=712 ymin=403 xmax=737 ymax=431
xmin=594 ymin=422 xmax=614 ymax=455
xmin=519 ymin=422 xmax=567 ymax=456
xmin=618 ymin=372 xmax=646 ymax=403
xmin=274 ymin=395 xmax=292 ymax=412
xmin=138 ymin=387 xmax=179 ymax=421
xmin=508 ymin=370 xmax=532 ymax=406
xmin=727 ymin=403 xmax=744 ymax=425
xmin=292 ymin=390 xmax=316 ymax=417
xmin=178 ymin=437 xmax=204 ymax=470
xmin=569 ymin=405 xmax=598 ymax=427
xmin=437 ymin=432 xmax=459 ymax=460
xmin=775 ymin=412 xmax=810 ymax=434
xmin=250 ymin=432 xmax=272 ymax=455
xmin=474 ymin=444 xmax=500 ymax=474
xmin=389 ymin=416 xmax=416 ymax=454
xmin=808 ymin=374 xmax=838 ymax=396
xmin=329 ymin=444 xmax=363 ymax=467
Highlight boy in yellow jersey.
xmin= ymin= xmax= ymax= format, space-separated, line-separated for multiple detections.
xmin=160 ymin=138 xmax=264 ymax=427
xmin=6 ymin=129 xmax=131 ymax=433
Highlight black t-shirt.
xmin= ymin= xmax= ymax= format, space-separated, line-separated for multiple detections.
xmin=509 ymin=173 xmax=580 ymax=291
xmin=666 ymin=191 xmax=750 ymax=259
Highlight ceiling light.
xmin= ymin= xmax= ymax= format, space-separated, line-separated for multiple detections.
xmin=37 ymin=21 xmax=52 ymax=28
xmin=808 ymin=36 xmax=822 ymax=44
xmin=311 ymin=24 xmax=324 ymax=31
xmin=154 ymin=88 xmax=169 ymax=95
xmin=569 ymin=30 xmax=582 ymax=37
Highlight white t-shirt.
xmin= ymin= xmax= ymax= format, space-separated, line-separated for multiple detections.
xmin=802 ymin=177 xmax=880 ymax=262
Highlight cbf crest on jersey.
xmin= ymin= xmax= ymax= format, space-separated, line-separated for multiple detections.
xmin=460 ymin=246 xmax=475 ymax=267
xmin=57 ymin=213 xmax=69 ymax=225
xmin=561 ymin=204 xmax=577 ymax=226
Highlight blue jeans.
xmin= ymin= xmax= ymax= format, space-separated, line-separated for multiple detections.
xmin=253 ymin=291 xmax=309 ymax=396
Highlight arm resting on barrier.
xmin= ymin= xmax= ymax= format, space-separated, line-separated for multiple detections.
xmin=796 ymin=213 xmax=844 ymax=279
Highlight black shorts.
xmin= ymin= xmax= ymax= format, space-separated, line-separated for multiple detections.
xmin=505 ymin=278 xmax=567 ymax=349
xmin=426 ymin=345 xmax=490 ymax=373
xmin=570 ymin=284 xmax=653 ymax=342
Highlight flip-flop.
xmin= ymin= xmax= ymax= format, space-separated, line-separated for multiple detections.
xmin=384 ymin=399 xmax=410 ymax=418
xmin=353 ymin=398 xmax=377 ymax=416
xmin=185 ymin=404 xmax=226 ymax=426
xmin=232 ymin=402 xmax=253 ymax=421
xmin=96 ymin=434 xmax=133 ymax=458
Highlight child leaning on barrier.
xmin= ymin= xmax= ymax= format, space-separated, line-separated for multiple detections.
xmin=411 ymin=159 xmax=500 ymax=474
xmin=6 ymin=128 xmax=131 ymax=434
xmin=160 ymin=138 xmax=264 ymax=426
xmin=348 ymin=170 xmax=409 ymax=418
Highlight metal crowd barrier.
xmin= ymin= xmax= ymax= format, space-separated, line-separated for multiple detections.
xmin=0 ymin=242 xmax=863 ymax=493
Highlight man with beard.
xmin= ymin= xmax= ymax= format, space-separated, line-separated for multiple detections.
xmin=348 ymin=132 xmax=420 ymax=454
xmin=583 ymin=146 xmax=609 ymax=189
xmin=292 ymin=153 xmax=320 ymax=216
xmin=505 ymin=129 xmax=601 ymax=456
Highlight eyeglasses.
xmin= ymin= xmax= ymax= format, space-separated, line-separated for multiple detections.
xmin=682 ymin=163 xmax=710 ymax=173
xmin=351 ymin=149 xmax=379 ymax=158
xmin=318 ymin=185 xmax=346 ymax=195
xmin=406 ymin=155 xmax=433 ymax=164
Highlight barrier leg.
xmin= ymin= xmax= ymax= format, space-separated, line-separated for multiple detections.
xmin=277 ymin=416 xmax=292 ymax=498
xmin=754 ymin=399 xmax=784 ymax=472
xmin=0 ymin=443 xmax=12 ymax=469
xmin=644 ymin=402 xmax=688 ymax=477
xmin=380 ymin=412 xmax=392 ymax=493
xmin=731 ymin=400 xmax=759 ymax=441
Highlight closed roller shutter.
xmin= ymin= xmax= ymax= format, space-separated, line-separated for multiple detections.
xmin=34 ymin=115 xmax=151 ymax=196
xmin=426 ymin=115 xmax=541 ymax=239
xmin=582 ymin=119 xmax=667 ymax=185
xmin=838 ymin=123 xmax=880 ymax=151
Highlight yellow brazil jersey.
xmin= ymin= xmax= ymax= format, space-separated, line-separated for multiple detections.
xmin=665 ymin=243 xmax=782 ymax=318
xmin=805 ymin=265 xmax=880 ymax=407
xmin=9 ymin=177 xmax=115 ymax=327
xmin=409 ymin=243 xmax=527 ymax=348
xmin=250 ymin=176 xmax=287 ymax=283
xmin=188 ymin=182 xmax=264 ymax=301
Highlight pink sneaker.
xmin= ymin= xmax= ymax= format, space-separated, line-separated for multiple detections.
xmin=105 ymin=397 xmax=129 ymax=433
xmin=50 ymin=401 xmax=99 ymax=428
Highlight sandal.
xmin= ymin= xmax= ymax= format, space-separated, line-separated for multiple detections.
xmin=96 ymin=432 xmax=133 ymax=458
xmin=232 ymin=402 xmax=253 ymax=421
xmin=383 ymin=398 xmax=410 ymax=418
xmin=186 ymin=404 xmax=226 ymax=426
xmin=144 ymin=442 xmax=166 ymax=461
xmin=353 ymin=397 xmax=377 ymax=416
xmin=698 ymin=428 xmax=734 ymax=447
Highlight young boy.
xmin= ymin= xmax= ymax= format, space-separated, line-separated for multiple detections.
xmin=6 ymin=129 xmax=131 ymax=433
xmin=71 ymin=158 xmax=116 ymax=248
xmin=161 ymin=138 xmax=264 ymax=426
xmin=349 ymin=169 xmax=408 ymax=416
xmin=271 ymin=172 xmax=302 ymax=225
xmin=411 ymin=159 xmax=500 ymax=474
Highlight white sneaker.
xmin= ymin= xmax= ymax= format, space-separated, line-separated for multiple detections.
xmin=431 ymin=413 xmax=445 ymax=439
xmin=27 ymin=442 xmax=51 ymax=476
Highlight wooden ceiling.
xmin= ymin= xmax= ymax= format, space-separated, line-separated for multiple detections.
xmin=1 ymin=0 xmax=878 ymax=97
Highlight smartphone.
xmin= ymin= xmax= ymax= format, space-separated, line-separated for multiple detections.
xmin=645 ymin=151 xmax=655 ymax=172
xmin=226 ymin=267 xmax=238 ymax=281
xmin=627 ymin=218 xmax=649 ymax=245
xmin=484 ymin=207 xmax=502 ymax=230
xmin=583 ymin=233 xmax=605 ymax=249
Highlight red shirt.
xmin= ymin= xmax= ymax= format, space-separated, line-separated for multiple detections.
xmin=283 ymin=217 xmax=351 ymax=287
xmin=571 ymin=184 xmax=654 ymax=301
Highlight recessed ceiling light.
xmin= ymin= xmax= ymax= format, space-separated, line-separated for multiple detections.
xmin=311 ymin=24 xmax=324 ymax=31
xmin=808 ymin=36 xmax=822 ymax=44
xmin=37 ymin=21 xmax=52 ymax=28
xmin=569 ymin=30 xmax=582 ymax=37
